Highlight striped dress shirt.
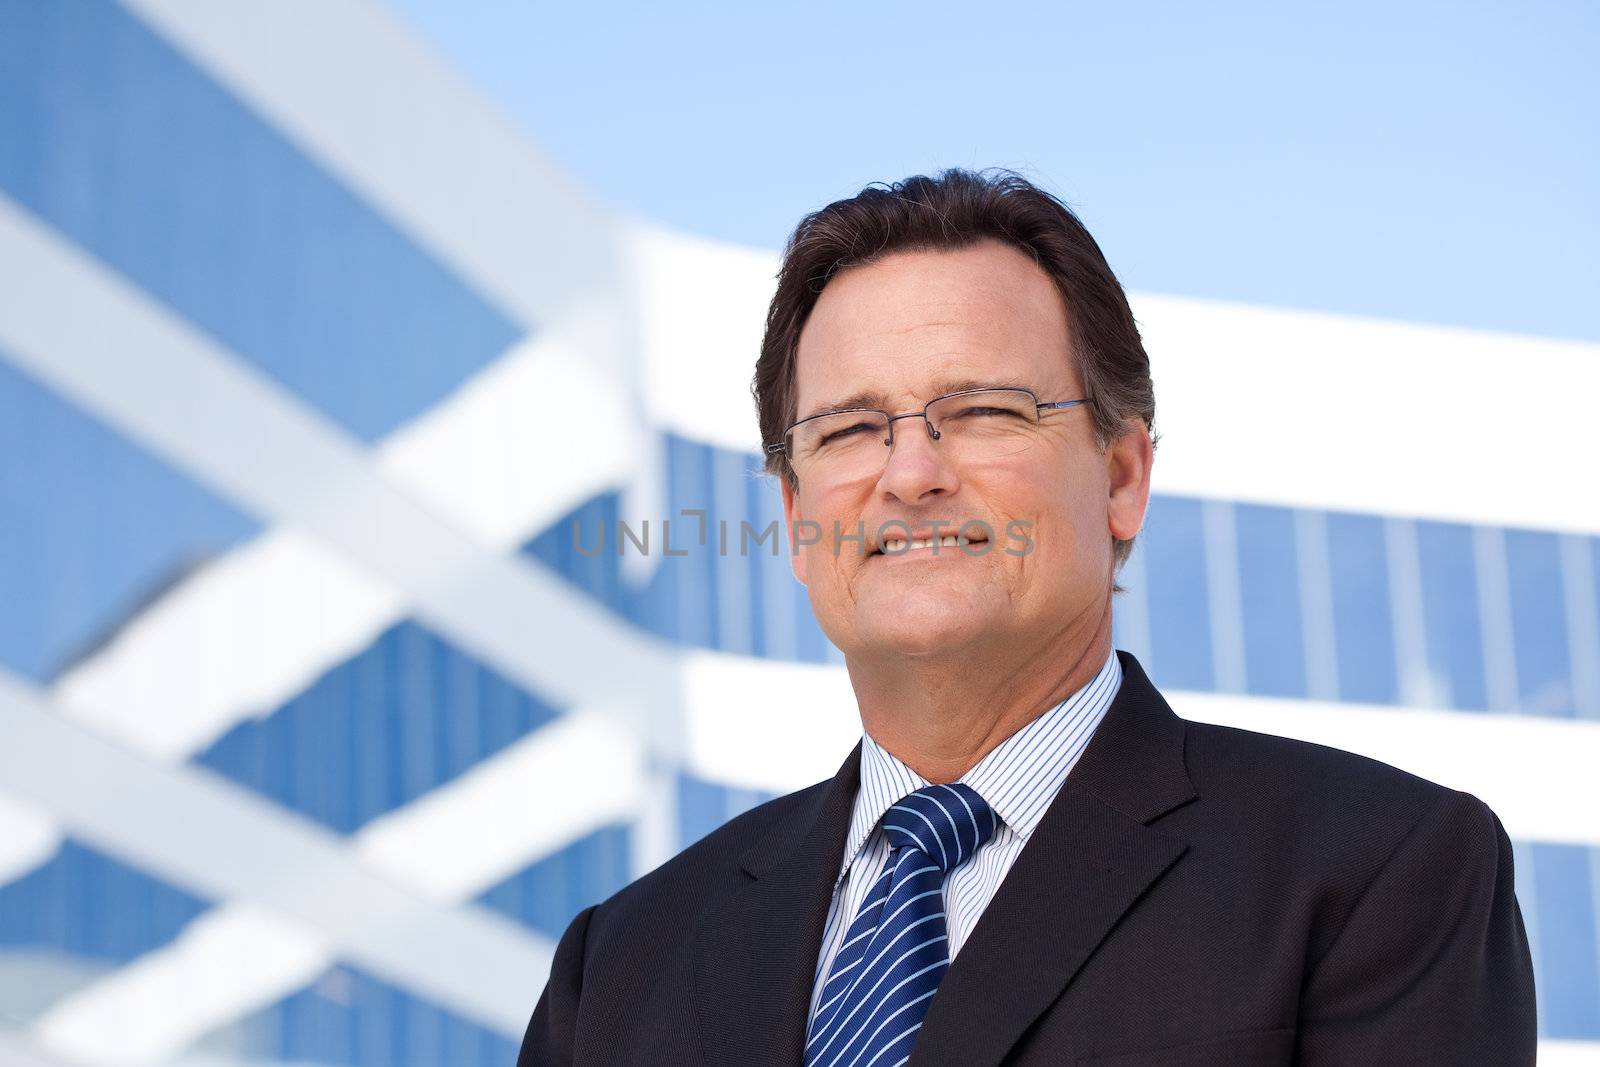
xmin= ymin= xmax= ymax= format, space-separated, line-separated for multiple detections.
xmin=807 ymin=648 xmax=1123 ymax=1024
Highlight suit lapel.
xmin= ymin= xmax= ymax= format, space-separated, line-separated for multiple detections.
xmin=692 ymin=742 xmax=862 ymax=1067
xmin=689 ymin=652 xmax=1194 ymax=1067
xmin=912 ymin=652 xmax=1197 ymax=1066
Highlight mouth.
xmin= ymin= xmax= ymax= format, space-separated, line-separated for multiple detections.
xmin=873 ymin=531 xmax=989 ymax=556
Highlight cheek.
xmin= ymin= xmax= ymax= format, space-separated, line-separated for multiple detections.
xmin=1001 ymin=475 xmax=1101 ymax=578
xmin=1017 ymin=501 xmax=1074 ymax=572
xmin=795 ymin=485 xmax=866 ymax=581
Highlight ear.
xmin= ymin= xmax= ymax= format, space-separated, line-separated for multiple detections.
xmin=1106 ymin=419 xmax=1153 ymax=542
xmin=780 ymin=476 xmax=807 ymax=586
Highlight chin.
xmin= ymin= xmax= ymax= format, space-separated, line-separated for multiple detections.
xmin=871 ymin=629 xmax=982 ymax=659
xmin=854 ymin=591 xmax=998 ymax=658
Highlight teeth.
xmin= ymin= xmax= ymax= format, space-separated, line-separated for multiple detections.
xmin=881 ymin=534 xmax=975 ymax=553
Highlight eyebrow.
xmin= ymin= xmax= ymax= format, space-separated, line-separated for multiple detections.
xmin=800 ymin=375 xmax=1032 ymax=422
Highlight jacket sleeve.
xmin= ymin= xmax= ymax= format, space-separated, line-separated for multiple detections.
xmin=1295 ymin=789 xmax=1537 ymax=1065
xmin=517 ymin=904 xmax=598 ymax=1067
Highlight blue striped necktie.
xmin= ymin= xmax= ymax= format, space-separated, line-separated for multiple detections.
xmin=805 ymin=782 xmax=999 ymax=1067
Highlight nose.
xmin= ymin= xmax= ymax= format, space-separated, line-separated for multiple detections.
xmin=876 ymin=414 xmax=960 ymax=504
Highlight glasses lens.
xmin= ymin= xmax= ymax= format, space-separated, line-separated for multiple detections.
xmin=788 ymin=410 xmax=890 ymax=481
xmin=926 ymin=389 xmax=1041 ymax=462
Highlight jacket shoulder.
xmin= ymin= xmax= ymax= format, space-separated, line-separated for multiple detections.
xmin=1183 ymin=716 xmax=1451 ymax=804
xmin=1176 ymin=716 xmax=1499 ymax=862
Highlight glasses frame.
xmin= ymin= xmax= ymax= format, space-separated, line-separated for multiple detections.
xmin=765 ymin=386 xmax=1087 ymax=460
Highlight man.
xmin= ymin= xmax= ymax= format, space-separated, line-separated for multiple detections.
xmin=518 ymin=170 xmax=1536 ymax=1065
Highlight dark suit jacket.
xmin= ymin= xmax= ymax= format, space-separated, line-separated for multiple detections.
xmin=518 ymin=651 xmax=1536 ymax=1065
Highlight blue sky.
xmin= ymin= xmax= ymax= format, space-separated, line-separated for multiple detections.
xmin=389 ymin=1 xmax=1598 ymax=343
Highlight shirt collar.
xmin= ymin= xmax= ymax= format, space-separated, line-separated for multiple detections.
xmin=837 ymin=647 xmax=1123 ymax=883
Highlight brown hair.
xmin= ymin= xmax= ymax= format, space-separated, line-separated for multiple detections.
xmin=752 ymin=167 xmax=1157 ymax=573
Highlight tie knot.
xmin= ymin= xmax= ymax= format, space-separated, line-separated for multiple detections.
xmin=880 ymin=783 xmax=998 ymax=873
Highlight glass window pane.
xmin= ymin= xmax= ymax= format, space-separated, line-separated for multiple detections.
xmin=1143 ymin=495 xmax=1214 ymax=691
xmin=1529 ymin=843 xmax=1600 ymax=1039
xmin=665 ymin=434 xmax=718 ymax=649
xmin=1506 ymin=529 xmax=1574 ymax=717
xmin=1415 ymin=520 xmax=1489 ymax=711
xmin=0 ymin=841 xmax=209 ymax=963
xmin=676 ymin=771 xmax=734 ymax=849
xmin=754 ymin=468 xmax=800 ymax=660
xmin=1585 ymin=537 xmax=1600 ymax=721
xmin=478 ymin=825 xmax=631 ymax=941
xmin=795 ymin=589 xmax=836 ymax=663
xmin=526 ymin=492 xmax=626 ymax=622
xmin=1326 ymin=512 xmax=1398 ymax=705
xmin=1235 ymin=503 xmax=1307 ymax=699
xmin=711 ymin=444 xmax=756 ymax=655
xmin=1113 ymin=536 xmax=1154 ymax=667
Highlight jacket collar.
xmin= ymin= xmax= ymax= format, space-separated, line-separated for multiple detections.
xmin=692 ymin=650 xmax=1195 ymax=1067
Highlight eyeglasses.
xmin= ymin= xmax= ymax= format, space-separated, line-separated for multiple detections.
xmin=767 ymin=387 xmax=1087 ymax=484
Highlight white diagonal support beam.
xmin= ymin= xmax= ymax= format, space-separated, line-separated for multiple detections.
xmin=0 ymin=1028 xmax=80 ymax=1067
xmin=0 ymin=668 xmax=555 ymax=1049
xmin=3 ymin=670 xmax=652 ymax=1064
xmin=0 ymin=793 xmax=60 ymax=885
xmin=50 ymin=319 xmax=651 ymax=764
xmin=26 ymin=710 xmax=643 ymax=1067
xmin=0 ymin=192 xmax=683 ymax=752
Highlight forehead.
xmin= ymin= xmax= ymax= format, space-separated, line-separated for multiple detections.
xmin=793 ymin=239 xmax=1077 ymax=416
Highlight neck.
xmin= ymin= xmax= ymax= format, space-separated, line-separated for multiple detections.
xmin=846 ymin=597 xmax=1114 ymax=784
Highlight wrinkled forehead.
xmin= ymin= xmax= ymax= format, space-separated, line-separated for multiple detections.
xmin=792 ymin=242 xmax=1078 ymax=420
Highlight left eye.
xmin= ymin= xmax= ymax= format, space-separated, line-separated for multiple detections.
xmin=952 ymin=406 xmax=1019 ymax=419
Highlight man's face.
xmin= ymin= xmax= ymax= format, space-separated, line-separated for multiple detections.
xmin=781 ymin=239 xmax=1142 ymax=663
